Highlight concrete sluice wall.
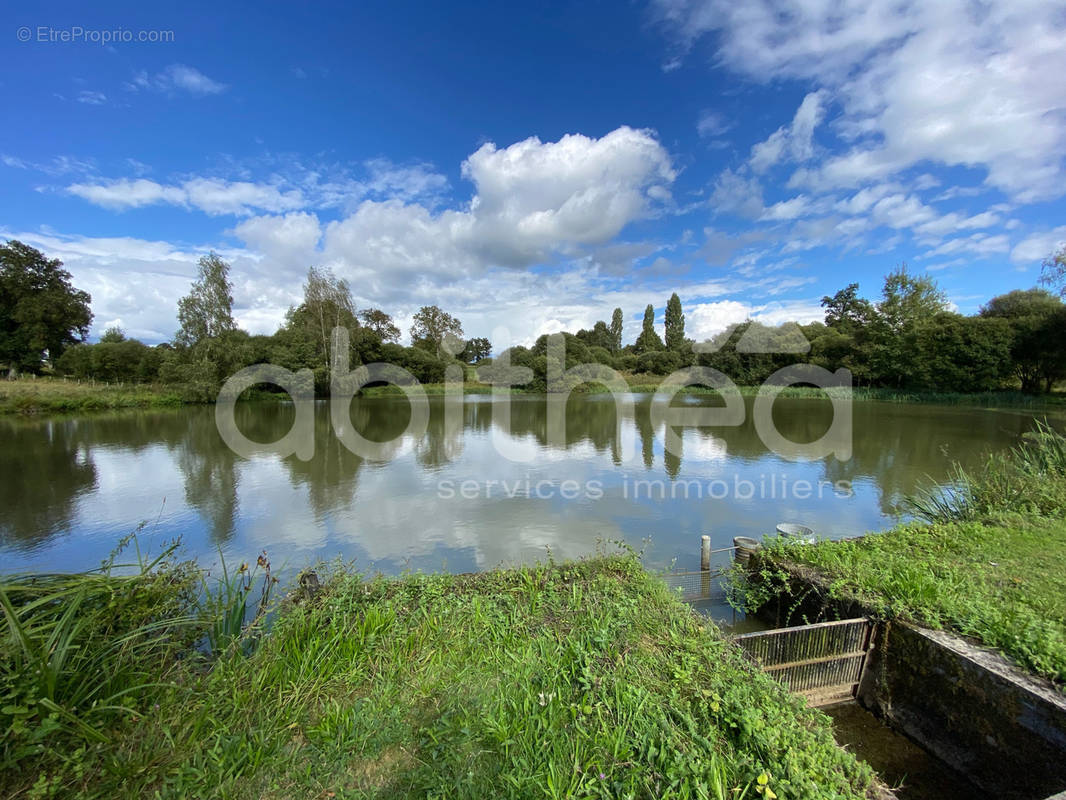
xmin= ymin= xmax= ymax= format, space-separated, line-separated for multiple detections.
xmin=751 ymin=562 xmax=1066 ymax=800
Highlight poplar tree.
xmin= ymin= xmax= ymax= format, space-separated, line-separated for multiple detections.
xmin=634 ymin=304 xmax=664 ymax=353
xmin=609 ymin=307 xmax=624 ymax=352
xmin=664 ymin=292 xmax=685 ymax=351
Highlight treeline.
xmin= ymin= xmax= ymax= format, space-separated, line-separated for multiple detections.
xmin=53 ymin=255 xmax=489 ymax=400
xmin=481 ymin=267 xmax=1066 ymax=393
xmin=3 ymin=237 xmax=1066 ymax=396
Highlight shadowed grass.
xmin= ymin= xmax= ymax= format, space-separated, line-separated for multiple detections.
xmin=2 ymin=554 xmax=874 ymax=799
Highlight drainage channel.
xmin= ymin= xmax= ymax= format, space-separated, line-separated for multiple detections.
xmin=728 ymin=618 xmax=985 ymax=799
xmin=662 ymin=532 xmax=1061 ymax=800
xmin=822 ymin=701 xmax=983 ymax=800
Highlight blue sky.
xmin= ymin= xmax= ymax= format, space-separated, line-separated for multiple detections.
xmin=2 ymin=0 xmax=1065 ymax=346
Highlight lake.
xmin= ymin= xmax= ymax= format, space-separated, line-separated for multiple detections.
xmin=0 ymin=395 xmax=1051 ymax=580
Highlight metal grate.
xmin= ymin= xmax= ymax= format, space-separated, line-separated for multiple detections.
xmin=661 ymin=569 xmax=729 ymax=602
xmin=732 ymin=618 xmax=873 ymax=706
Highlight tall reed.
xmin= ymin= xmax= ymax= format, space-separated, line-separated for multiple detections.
xmin=908 ymin=420 xmax=1066 ymax=522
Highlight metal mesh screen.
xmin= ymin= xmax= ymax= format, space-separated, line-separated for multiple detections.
xmin=732 ymin=618 xmax=873 ymax=705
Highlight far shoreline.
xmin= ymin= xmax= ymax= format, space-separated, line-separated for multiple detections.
xmin=2 ymin=374 xmax=1064 ymax=417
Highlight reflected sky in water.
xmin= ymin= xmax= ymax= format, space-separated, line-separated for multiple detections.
xmin=0 ymin=395 xmax=1054 ymax=577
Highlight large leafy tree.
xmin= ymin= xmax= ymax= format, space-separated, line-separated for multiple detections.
xmin=869 ymin=266 xmax=947 ymax=387
xmin=410 ymin=305 xmax=463 ymax=356
xmin=913 ymin=313 xmax=1013 ymax=393
xmin=461 ymin=336 xmax=491 ymax=363
xmin=877 ymin=266 xmax=947 ymax=331
xmin=0 ymin=240 xmax=92 ymax=373
xmin=634 ymin=304 xmax=664 ymax=353
xmin=609 ymin=308 xmax=624 ymax=353
xmin=176 ymin=253 xmax=237 ymax=350
xmin=286 ymin=266 xmax=357 ymax=363
xmin=664 ymin=293 xmax=685 ymax=351
xmin=821 ymin=283 xmax=875 ymax=335
xmin=359 ymin=308 xmax=400 ymax=342
xmin=575 ymin=321 xmax=613 ymax=351
xmin=980 ymin=288 xmax=1066 ymax=392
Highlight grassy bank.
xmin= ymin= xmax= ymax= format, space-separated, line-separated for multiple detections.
xmin=0 ymin=378 xmax=298 ymax=415
xmin=618 ymin=378 xmax=1066 ymax=408
xmin=359 ymin=379 xmax=1065 ymax=410
xmin=759 ymin=518 xmax=1066 ymax=686
xmin=0 ymin=378 xmax=186 ymax=415
xmin=5 ymin=374 xmax=1062 ymax=415
xmin=1 ymin=550 xmax=874 ymax=799
xmin=744 ymin=422 xmax=1066 ymax=687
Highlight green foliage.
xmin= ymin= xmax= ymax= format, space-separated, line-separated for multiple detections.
xmin=98 ymin=327 xmax=125 ymax=344
xmin=609 ymin=307 xmax=624 ymax=353
xmin=387 ymin=344 xmax=450 ymax=384
xmin=198 ymin=552 xmax=276 ymax=658
xmin=821 ymin=283 xmax=874 ymax=336
xmin=0 ymin=535 xmax=200 ymax=767
xmin=157 ymin=354 xmax=220 ymax=402
xmin=696 ymin=322 xmax=804 ymax=385
xmin=664 ymin=293 xmax=685 ymax=351
xmin=0 ymin=378 xmax=185 ymax=414
xmin=410 ymin=305 xmax=463 ymax=356
xmin=56 ymin=339 xmax=164 ymax=384
xmin=980 ymin=288 xmax=1066 ymax=392
xmin=574 ymin=320 xmax=614 ymax=352
xmin=634 ymin=304 xmax=664 ymax=353
xmin=637 ymin=349 xmax=682 ymax=375
xmin=867 ymin=266 xmax=949 ymax=388
xmin=2 ymin=555 xmax=873 ymax=798
xmin=912 ymin=313 xmax=1013 ymax=392
xmin=909 ymin=420 xmax=1066 ymax=523
xmin=175 ymin=253 xmax=236 ymax=353
xmin=806 ymin=272 xmax=1066 ymax=394
xmin=0 ymin=240 xmax=92 ymax=374
xmin=287 ymin=266 xmax=358 ymax=366
xmin=461 ymin=336 xmax=491 ymax=363
xmin=12 ymin=239 xmax=1066 ymax=409
xmin=587 ymin=345 xmax=614 ymax=366
xmin=762 ymin=518 xmax=1066 ymax=686
xmin=358 ymin=307 xmax=400 ymax=342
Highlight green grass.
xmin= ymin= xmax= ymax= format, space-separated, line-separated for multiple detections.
xmin=359 ymin=382 xmax=507 ymax=396
xmin=7 ymin=374 xmax=1061 ymax=415
xmin=0 ymin=378 xmax=297 ymax=415
xmin=759 ymin=517 xmax=1066 ymax=687
xmin=0 ymin=378 xmax=186 ymax=415
xmin=617 ymin=378 xmax=1065 ymax=408
xmin=2 ymin=551 xmax=874 ymax=799
xmin=745 ymin=424 xmax=1066 ymax=687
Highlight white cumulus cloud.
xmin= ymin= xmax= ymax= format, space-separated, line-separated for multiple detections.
xmin=654 ymin=0 xmax=1066 ymax=202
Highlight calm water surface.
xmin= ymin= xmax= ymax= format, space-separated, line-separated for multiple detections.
xmin=0 ymin=395 xmax=1053 ymax=579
